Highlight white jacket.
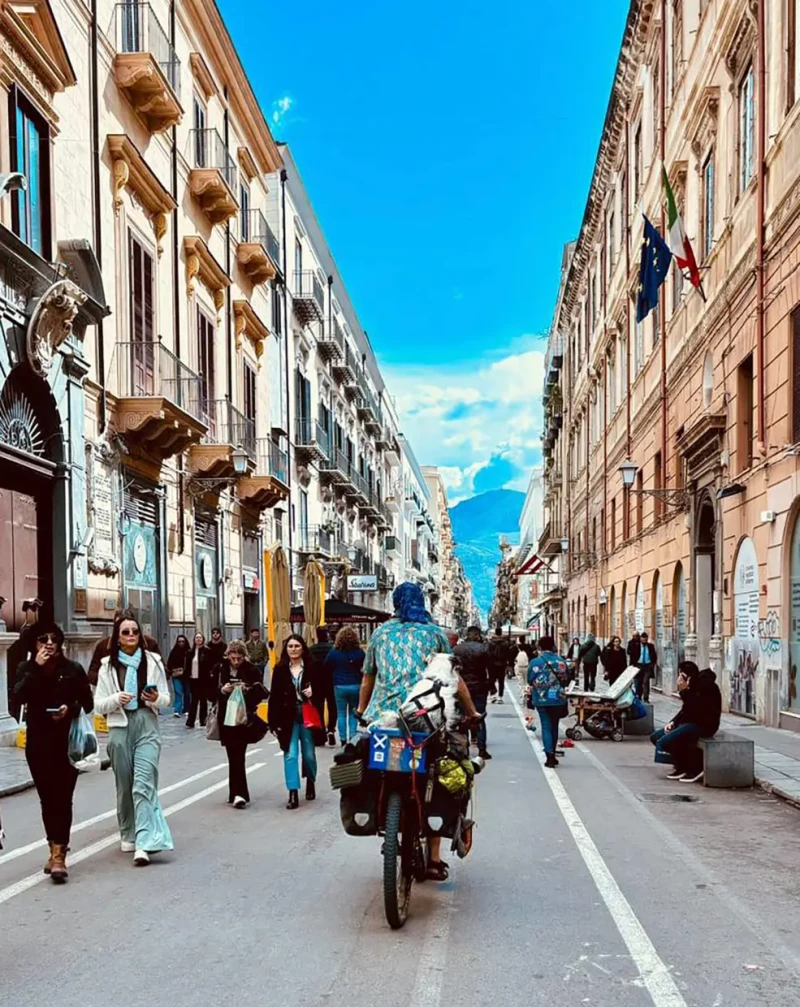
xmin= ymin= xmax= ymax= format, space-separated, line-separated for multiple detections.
xmin=94 ymin=651 xmax=170 ymax=728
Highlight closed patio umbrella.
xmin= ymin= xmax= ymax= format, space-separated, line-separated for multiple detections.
xmin=302 ymin=558 xmax=325 ymax=646
xmin=265 ymin=543 xmax=291 ymax=665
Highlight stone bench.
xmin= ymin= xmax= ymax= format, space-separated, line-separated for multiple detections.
xmin=698 ymin=731 xmax=754 ymax=788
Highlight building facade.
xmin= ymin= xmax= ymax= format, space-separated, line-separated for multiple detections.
xmin=542 ymin=0 xmax=800 ymax=728
xmin=516 ymin=467 xmax=550 ymax=635
xmin=423 ymin=465 xmax=475 ymax=631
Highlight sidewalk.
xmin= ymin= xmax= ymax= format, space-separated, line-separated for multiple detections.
xmin=651 ymin=692 xmax=800 ymax=807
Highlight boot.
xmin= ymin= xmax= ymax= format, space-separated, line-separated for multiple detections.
xmin=544 ymin=754 xmax=558 ymax=769
xmin=43 ymin=841 xmax=55 ymax=876
xmin=306 ymin=778 xmax=316 ymax=801
xmin=286 ymin=789 xmax=299 ymax=810
xmin=49 ymin=844 xmax=68 ymax=883
xmin=478 ymin=749 xmax=492 ymax=760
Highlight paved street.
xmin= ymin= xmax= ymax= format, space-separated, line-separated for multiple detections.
xmin=3 ymin=695 xmax=800 ymax=1007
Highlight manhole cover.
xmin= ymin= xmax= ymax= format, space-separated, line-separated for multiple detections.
xmin=639 ymin=793 xmax=701 ymax=803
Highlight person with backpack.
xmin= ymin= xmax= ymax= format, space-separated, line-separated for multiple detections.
xmin=578 ymin=633 xmax=601 ymax=691
xmin=526 ymin=636 xmax=570 ymax=768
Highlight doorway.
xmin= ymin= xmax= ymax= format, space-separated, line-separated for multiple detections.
xmin=695 ymin=496 xmax=716 ymax=669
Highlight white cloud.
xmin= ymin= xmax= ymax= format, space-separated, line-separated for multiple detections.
xmin=271 ymin=95 xmax=294 ymax=129
xmin=382 ymin=336 xmax=546 ymax=503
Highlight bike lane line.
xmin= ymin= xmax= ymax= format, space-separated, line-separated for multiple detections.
xmin=0 ymin=762 xmax=266 ymax=906
xmin=506 ymin=688 xmax=688 ymax=1007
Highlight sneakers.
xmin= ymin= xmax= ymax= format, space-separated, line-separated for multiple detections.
xmin=681 ymin=771 xmax=704 ymax=784
xmin=120 ymin=840 xmax=136 ymax=853
xmin=173 ymin=712 xmax=181 ymax=718
xmin=133 ymin=850 xmax=150 ymax=866
xmin=232 ymin=796 xmax=247 ymax=809
xmin=666 ymin=770 xmax=686 ymax=780
xmin=490 ymin=696 xmax=498 ymax=704
xmin=497 ymin=697 xmax=505 ymax=705
xmin=478 ymin=749 xmax=493 ymax=760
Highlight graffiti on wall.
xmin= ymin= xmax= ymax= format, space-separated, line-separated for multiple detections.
xmin=757 ymin=610 xmax=782 ymax=670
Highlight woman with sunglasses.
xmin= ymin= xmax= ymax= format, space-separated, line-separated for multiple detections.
xmin=94 ymin=611 xmax=173 ymax=866
xmin=14 ymin=624 xmax=93 ymax=883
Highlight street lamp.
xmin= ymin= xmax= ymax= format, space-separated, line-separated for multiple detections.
xmin=618 ymin=457 xmax=689 ymax=507
xmin=618 ymin=458 xmax=638 ymax=488
xmin=231 ymin=446 xmax=249 ymax=475
xmin=560 ymin=537 xmax=570 ymax=553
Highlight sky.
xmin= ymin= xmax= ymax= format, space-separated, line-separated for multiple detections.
xmin=218 ymin=0 xmax=630 ymax=501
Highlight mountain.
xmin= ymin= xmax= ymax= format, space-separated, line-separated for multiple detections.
xmin=449 ymin=489 xmax=525 ymax=618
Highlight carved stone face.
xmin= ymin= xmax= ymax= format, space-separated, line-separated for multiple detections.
xmin=26 ymin=280 xmax=86 ymax=376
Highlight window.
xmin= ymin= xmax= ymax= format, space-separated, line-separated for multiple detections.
xmin=654 ymin=451 xmax=663 ymax=522
xmin=737 ymin=353 xmax=754 ymax=471
xmin=739 ymin=64 xmax=755 ymax=192
xmin=590 ymin=271 xmax=597 ymax=327
xmin=608 ymin=208 xmax=616 ymax=270
xmin=634 ymin=123 xmax=642 ymax=201
xmin=635 ymin=318 xmax=644 ymax=375
xmin=652 ymin=299 xmax=660 ymax=348
xmin=128 ymin=232 xmax=155 ymax=396
xmin=652 ymin=58 xmax=660 ymax=146
xmin=702 ymin=153 xmax=715 ymax=259
xmin=243 ymin=362 xmax=256 ymax=426
xmin=671 ymin=0 xmax=683 ymax=97
xmin=240 ymin=182 xmax=250 ymax=240
xmin=299 ymin=490 xmax=309 ymax=540
xmin=623 ymin=486 xmax=631 ymax=540
xmin=608 ymin=346 xmax=617 ymax=414
xmin=592 ymin=516 xmax=597 ymax=557
xmin=294 ymin=238 xmax=303 ymax=278
xmin=636 ymin=470 xmax=644 ymax=535
xmin=10 ymin=88 xmax=51 ymax=257
xmin=788 ymin=0 xmax=800 ymax=110
xmin=611 ymin=497 xmax=616 ymax=551
xmin=193 ymin=95 xmax=207 ymax=166
xmin=673 ymin=261 xmax=684 ymax=311
xmin=272 ymin=284 xmax=283 ymax=335
xmin=198 ymin=310 xmax=215 ymax=430
xmin=620 ymin=337 xmax=628 ymax=399
xmin=295 ymin=369 xmax=311 ymax=437
xmin=793 ymin=306 xmax=800 ymax=443
xmin=600 ymin=507 xmax=605 ymax=555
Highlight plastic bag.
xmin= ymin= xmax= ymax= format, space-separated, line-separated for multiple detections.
xmin=223 ymin=686 xmax=247 ymax=728
xmin=68 ymin=710 xmax=100 ymax=771
xmin=206 ymin=704 xmax=220 ymax=741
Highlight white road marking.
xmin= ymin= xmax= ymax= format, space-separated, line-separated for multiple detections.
xmin=507 ymin=689 xmax=688 ymax=1007
xmin=0 ymin=762 xmax=266 ymax=905
xmin=0 ymin=749 xmax=263 ymax=867
xmin=408 ymin=864 xmax=459 ymax=1007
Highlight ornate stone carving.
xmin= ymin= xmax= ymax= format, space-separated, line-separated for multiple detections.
xmin=186 ymin=253 xmax=200 ymax=297
xmin=152 ymin=212 xmax=167 ymax=257
xmin=113 ymin=158 xmax=130 ymax=214
xmin=26 ymin=280 xmax=87 ymax=375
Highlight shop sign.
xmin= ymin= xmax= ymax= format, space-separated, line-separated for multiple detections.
xmin=349 ymin=574 xmax=377 ymax=592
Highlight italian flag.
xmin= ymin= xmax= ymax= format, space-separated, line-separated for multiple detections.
xmin=662 ymin=166 xmax=702 ymax=290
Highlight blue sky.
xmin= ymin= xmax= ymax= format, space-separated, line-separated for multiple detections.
xmin=219 ymin=0 xmax=629 ymax=500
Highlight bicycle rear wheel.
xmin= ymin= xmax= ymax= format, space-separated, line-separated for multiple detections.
xmin=383 ymin=790 xmax=412 ymax=929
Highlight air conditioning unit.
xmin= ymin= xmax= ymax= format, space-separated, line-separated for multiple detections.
xmin=761 ymin=510 xmax=776 ymax=524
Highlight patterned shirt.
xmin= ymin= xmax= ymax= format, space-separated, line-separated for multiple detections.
xmin=362 ymin=619 xmax=451 ymax=724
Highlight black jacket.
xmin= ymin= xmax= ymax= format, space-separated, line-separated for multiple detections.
xmin=166 ymin=644 xmax=190 ymax=677
xmin=488 ymin=636 xmax=514 ymax=672
xmin=674 ymin=671 xmax=722 ymax=737
xmin=185 ymin=645 xmax=216 ymax=684
xmin=268 ymin=662 xmax=320 ymax=752
xmin=453 ymin=640 xmax=491 ymax=699
xmin=579 ymin=641 xmax=601 ymax=666
xmin=14 ymin=655 xmax=93 ymax=751
xmin=215 ymin=659 xmax=268 ymax=744
xmin=207 ymin=640 xmax=227 ymax=666
xmin=627 ymin=639 xmax=641 ymax=665
xmin=600 ymin=646 xmax=627 ymax=683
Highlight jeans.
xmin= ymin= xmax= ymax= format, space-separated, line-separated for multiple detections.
xmin=172 ymin=677 xmax=187 ymax=715
xmin=491 ymin=670 xmax=505 ymax=698
xmin=283 ymin=719 xmax=318 ymax=791
xmin=186 ymin=679 xmax=208 ymax=728
xmin=223 ymin=731 xmax=250 ymax=802
xmin=471 ymin=693 xmax=488 ymax=751
xmin=537 ymin=706 xmax=562 ymax=756
xmin=26 ymin=741 xmax=78 ymax=845
xmin=583 ymin=665 xmax=597 ymax=691
xmin=334 ymin=684 xmax=361 ymax=743
xmin=636 ymin=667 xmax=653 ymax=702
xmin=651 ymin=723 xmax=702 ymax=774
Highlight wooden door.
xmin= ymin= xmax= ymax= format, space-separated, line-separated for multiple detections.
xmin=0 ymin=486 xmax=42 ymax=631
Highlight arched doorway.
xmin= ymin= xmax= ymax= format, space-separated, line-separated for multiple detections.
xmin=622 ymin=583 xmax=629 ymax=641
xmin=653 ymin=571 xmax=663 ymax=688
xmin=731 ymin=537 xmax=759 ymax=717
xmin=695 ymin=495 xmax=716 ymax=669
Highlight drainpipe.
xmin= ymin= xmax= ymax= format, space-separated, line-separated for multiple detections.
xmin=659 ymin=0 xmax=668 ymax=488
xmin=170 ymin=0 xmax=184 ymax=555
xmin=756 ymin=0 xmax=767 ymax=448
xmin=90 ymin=0 xmax=105 ymax=431
xmin=223 ymin=93 xmax=232 ymax=403
xmin=280 ymin=168 xmax=293 ymax=558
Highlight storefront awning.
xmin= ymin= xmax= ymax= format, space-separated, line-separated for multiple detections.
xmin=290 ymin=599 xmax=392 ymax=625
xmin=515 ymin=553 xmax=544 ymax=577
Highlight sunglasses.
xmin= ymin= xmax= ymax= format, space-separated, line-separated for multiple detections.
xmin=37 ymin=634 xmax=59 ymax=645
xmin=120 ymin=628 xmax=140 ymax=637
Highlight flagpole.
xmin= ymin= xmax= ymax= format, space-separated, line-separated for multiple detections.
xmin=659 ymin=1 xmax=668 ymax=496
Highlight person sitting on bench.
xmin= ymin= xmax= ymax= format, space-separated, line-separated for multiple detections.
xmin=650 ymin=662 xmax=721 ymax=784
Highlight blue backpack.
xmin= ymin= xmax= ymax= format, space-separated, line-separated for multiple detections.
xmin=527 ymin=655 xmax=568 ymax=708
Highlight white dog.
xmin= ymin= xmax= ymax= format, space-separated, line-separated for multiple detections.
xmin=372 ymin=652 xmax=461 ymax=731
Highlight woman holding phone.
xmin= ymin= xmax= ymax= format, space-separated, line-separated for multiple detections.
xmin=215 ymin=641 xmax=268 ymax=808
xmin=268 ymin=634 xmax=319 ymax=810
xmin=14 ymin=623 xmax=93 ymax=883
xmin=94 ymin=611 xmax=173 ymax=866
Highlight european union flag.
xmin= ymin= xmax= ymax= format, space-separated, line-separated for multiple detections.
xmin=636 ymin=215 xmax=672 ymax=323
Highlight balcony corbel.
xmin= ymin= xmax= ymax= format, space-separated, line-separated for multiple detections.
xmin=184 ymin=235 xmax=230 ymax=323
xmin=107 ymin=135 xmax=177 ymax=256
xmin=233 ymin=299 xmax=270 ymax=364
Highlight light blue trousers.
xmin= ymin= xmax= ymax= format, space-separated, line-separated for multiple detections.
xmin=283 ymin=720 xmax=317 ymax=791
xmin=107 ymin=708 xmax=173 ymax=852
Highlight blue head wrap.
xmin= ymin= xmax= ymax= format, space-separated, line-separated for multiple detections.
xmin=392 ymin=581 xmax=431 ymax=623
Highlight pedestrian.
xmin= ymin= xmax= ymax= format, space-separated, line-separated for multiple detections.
xmin=166 ymin=634 xmax=190 ymax=718
xmin=94 ymin=611 xmax=173 ymax=866
xmin=514 ymin=644 xmax=530 ymax=694
xmin=324 ymin=626 xmax=365 ymax=744
xmin=651 ymin=662 xmax=721 ymax=783
xmin=566 ymin=636 xmax=581 ymax=661
xmin=454 ymin=626 xmax=492 ymax=759
xmin=215 ymin=641 xmax=268 ymax=808
xmin=309 ymin=626 xmax=336 ymax=746
xmin=207 ymin=627 xmax=227 ymax=666
xmin=87 ymin=609 xmax=161 ymax=687
xmin=626 ymin=631 xmax=641 ymax=667
xmin=185 ymin=631 xmax=215 ymax=729
xmin=13 ymin=623 xmax=93 ymax=883
xmin=244 ymin=627 xmax=268 ymax=673
xmin=634 ymin=632 xmax=657 ymax=702
xmin=526 ymin=635 xmax=570 ymax=768
xmin=578 ymin=633 xmax=601 ymax=691
xmin=268 ymin=634 xmax=320 ymax=809
xmin=600 ymin=635 xmax=627 ymax=685
xmin=487 ymin=626 xmax=509 ymax=704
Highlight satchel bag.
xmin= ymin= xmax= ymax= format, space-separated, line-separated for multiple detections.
xmin=246 ymin=713 xmax=269 ymax=743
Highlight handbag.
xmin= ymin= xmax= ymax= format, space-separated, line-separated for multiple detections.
xmin=206 ymin=703 xmax=220 ymax=741
xmin=246 ymin=713 xmax=269 ymax=743
xmin=302 ymin=700 xmax=323 ymax=730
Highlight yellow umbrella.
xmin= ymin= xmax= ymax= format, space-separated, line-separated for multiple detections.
xmin=265 ymin=542 xmax=291 ymax=666
xmin=302 ymin=558 xmax=325 ymax=646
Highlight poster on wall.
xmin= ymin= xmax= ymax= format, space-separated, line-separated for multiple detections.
xmin=731 ymin=538 xmax=759 ymax=717
xmin=635 ymin=579 xmax=645 ymax=634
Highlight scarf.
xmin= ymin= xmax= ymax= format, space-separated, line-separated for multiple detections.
xmin=118 ymin=648 xmax=143 ymax=711
xmin=392 ymin=581 xmax=431 ymax=623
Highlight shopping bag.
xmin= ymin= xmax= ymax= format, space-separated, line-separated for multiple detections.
xmin=68 ymin=709 xmax=100 ymax=771
xmin=302 ymin=701 xmax=322 ymax=730
xmin=224 ymin=686 xmax=247 ymax=728
xmin=206 ymin=704 xmax=220 ymax=741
